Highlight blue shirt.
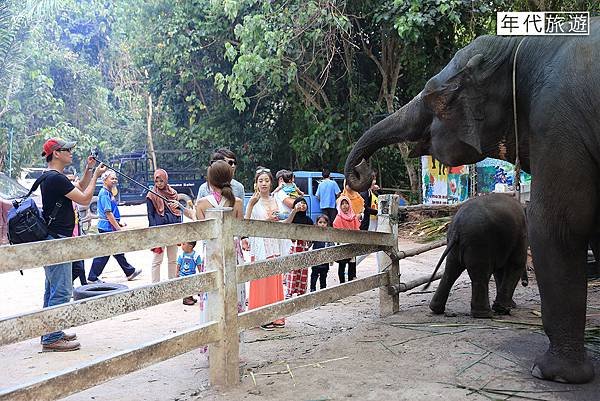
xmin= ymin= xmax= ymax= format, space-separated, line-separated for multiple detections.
xmin=177 ymin=251 xmax=202 ymax=277
xmin=97 ymin=187 xmax=121 ymax=232
xmin=315 ymin=179 xmax=341 ymax=209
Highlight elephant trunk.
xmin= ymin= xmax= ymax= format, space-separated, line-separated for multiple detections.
xmin=345 ymin=94 xmax=432 ymax=191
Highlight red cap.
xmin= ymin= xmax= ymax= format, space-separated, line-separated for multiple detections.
xmin=41 ymin=138 xmax=76 ymax=157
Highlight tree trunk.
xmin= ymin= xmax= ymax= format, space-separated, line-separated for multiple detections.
xmin=147 ymin=93 xmax=157 ymax=170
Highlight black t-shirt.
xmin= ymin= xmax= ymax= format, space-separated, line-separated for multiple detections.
xmin=40 ymin=171 xmax=75 ymax=237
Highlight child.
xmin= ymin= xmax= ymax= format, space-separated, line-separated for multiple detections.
xmin=333 ymin=196 xmax=361 ymax=283
xmin=310 ymin=215 xmax=331 ymax=291
xmin=284 ymin=197 xmax=313 ymax=299
xmin=273 ymin=170 xmax=304 ymax=199
xmin=177 ymin=241 xmax=203 ymax=306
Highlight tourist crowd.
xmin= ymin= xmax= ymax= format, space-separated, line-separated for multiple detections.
xmin=0 ymin=139 xmax=381 ymax=352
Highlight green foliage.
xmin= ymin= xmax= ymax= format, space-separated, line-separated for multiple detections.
xmin=1 ymin=0 xmax=597 ymax=194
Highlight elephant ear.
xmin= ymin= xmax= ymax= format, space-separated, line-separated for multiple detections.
xmin=423 ymin=53 xmax=486 ymax=154
xmin=422 ymin=81 xmax=460 ymax=118
xmin=460 ymin=53 xmax=486 ymax=154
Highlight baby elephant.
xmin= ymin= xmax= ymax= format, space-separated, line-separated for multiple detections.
xmin=425 ymin=193 xmax=527 ymax=318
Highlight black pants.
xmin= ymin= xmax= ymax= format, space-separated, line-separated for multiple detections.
xmin=322 ymin=208 xmax=337 ymax=227
xmin=88 ymin=229 xmax=136 ymax=281
xmin=310 ymin=265 xmax=329 ymax=291
xmin=337 ymin=259 xmax=356 ymax=283
xmin=72 ymin=260 xmax=87 ymax=285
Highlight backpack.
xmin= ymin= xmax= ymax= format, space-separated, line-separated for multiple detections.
xmin=7 ymin=171 xmax=63 ymax=244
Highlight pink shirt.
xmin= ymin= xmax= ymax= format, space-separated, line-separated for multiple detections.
xmin=0 ymin=198 xmax=11 ymax=245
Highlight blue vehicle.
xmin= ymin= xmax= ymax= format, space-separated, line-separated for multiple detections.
xmin=245 ymin=171 xmax=345 ymax=222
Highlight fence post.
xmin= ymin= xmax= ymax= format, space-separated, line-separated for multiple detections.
xmin=204 ymin=208 xmax=240 ymax=387
xmin=377 ymin=194 xmax=400 ymax=317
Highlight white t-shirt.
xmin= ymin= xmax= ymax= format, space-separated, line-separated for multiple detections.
xmin=274 ymin=189 xmax=292 ymax=214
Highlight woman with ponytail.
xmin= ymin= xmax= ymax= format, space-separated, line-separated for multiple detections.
xmin=196 ymin=160 xmax=246 ymax=320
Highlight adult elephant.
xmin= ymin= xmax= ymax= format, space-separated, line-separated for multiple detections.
xmin=345 ymin=18 xmax=599 ymax=384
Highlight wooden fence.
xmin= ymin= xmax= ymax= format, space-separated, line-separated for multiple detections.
xmin=0 ymin=195 xmax=446 ymax=401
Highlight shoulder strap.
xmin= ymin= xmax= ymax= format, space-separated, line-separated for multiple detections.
xmin=34 ymin=170 xmax=65 ymax=226
xmin=24 ymin=170 xmax=56 ymax=199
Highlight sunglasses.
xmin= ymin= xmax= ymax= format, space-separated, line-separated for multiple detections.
xmin=56 ymin=148 xmax=73 ymax=153
xmin=210 ymin=159 xmax=236 ymax=167
xmin=256 ymin=168 xmax=271 ymax=174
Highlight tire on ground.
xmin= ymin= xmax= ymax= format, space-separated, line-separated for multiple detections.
xmin=73 ymin=283 xmax=129 ymax=300
xmin=88 ymin=195 xmax=99 ymax=218
xmin=177 ymin=193 xmax=192 ymax=208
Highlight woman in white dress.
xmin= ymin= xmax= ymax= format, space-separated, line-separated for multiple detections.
xmin=244 ymin=167 xmax=301 ymax=330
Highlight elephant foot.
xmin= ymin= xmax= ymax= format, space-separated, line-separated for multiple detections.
xmin=492 ymin=302 xmax=512 ymax=315
xmin=470 ymin=308 xmax=493 ymax=319
xmin=429 ymin=300 xmax=445 ymax=315
xmin=531 ymin=350 xmax=595 ymax=384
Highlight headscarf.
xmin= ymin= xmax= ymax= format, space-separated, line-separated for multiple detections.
xmin=147 ymin=169 xmax=181 ymax=217
xmin=334 ymin=195 xmax=360 ymax=230
xmin=340 ymin=180 xmax=364 ymax=214
xmin=291 ymin=197 xmax=313 ymax=225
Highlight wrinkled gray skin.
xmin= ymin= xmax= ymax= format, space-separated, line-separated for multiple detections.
xmin=345 ymin=18 xmax=599 ymax=384
xmin=425 ymin=194 xmax=527 ymax=318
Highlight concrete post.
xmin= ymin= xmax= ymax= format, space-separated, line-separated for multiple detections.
xmin=205 ymin=208 xmax=240 ymax=387
xmin=377 ymin=194 xmax=400 ymax=317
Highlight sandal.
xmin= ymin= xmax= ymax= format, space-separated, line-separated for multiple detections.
xmin=260 ymin=323 xmax=276 ymax=331
xmin=272 ymin=322 xmax=285 ymax=328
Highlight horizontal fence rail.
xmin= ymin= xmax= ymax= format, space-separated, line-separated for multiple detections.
xmin=0 ymin=219 xmax=219 ymax=273
xmin=398 ymin=240 xmax=446 ymax=259
xmin=238 ymin=273 xmax=389 ymax=331
xmin=0 ymin=271 xmax=218 ymax=346
xmin=237 ymin=244 xmax=382 ymax=283
xmin=0 ymin=195 xmax=454 ymax=399
xmin=0 ymin=322 xmax=220 ymax=401
xmin=233 ymin=219 xmax=396 ymax=247
xmin=398 ymin=204 xmax=461 ymax=212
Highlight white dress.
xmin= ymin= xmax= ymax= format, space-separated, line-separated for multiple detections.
xmin=248 ymin=197 xmax=283 ymax=260
xmin=200 ymin=194 xmax=247 ymax=331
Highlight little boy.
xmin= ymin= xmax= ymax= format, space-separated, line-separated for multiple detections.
xmin=273 ymin=171 xmax=304 ymax=199
xmin=177 ymin=241 xmax=203 ymax=305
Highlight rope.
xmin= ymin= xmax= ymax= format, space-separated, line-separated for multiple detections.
xmin=512 ymin=38 xmax=526 ymax=202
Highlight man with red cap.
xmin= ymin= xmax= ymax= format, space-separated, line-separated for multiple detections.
xmin=39 ymin=137 xmax=107 ymax=352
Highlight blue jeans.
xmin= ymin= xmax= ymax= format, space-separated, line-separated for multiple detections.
xmin=42 ymin=260 xmax=73 ymax=344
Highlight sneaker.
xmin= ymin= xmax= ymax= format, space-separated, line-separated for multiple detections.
xmin=87 ymin=278 xmax=104 ymax=284
xmin=63 ymin=332 xmax=77 ymax=341
xmin=127 ymin=268 xmax=142 ymax=281
xmin=42 ymin=339 xmax=81 ymax=352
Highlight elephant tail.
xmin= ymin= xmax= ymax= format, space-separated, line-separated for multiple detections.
xmin=521 ymin=267 xmax=529 ymax=287
xmin=423 ymin=240 xmax=456 ymax=290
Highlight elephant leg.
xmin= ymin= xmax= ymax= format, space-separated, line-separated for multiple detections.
xmin=492 ymin=269 xmax=516 ymax=307
xmin=468 ymin=269 xmax=493 ymax=318
xmin=528 ymin=164 xmax=595 ymax=383
xmin=494 ymin=244 xmax=527 ymax=314
xmin=493 ymin=264 xmax=523 ymax=315
xmin=429 ymin=248 xmax=463 ymax=314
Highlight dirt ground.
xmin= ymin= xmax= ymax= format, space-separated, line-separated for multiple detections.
xmin=1 ymin=205 xmax=600 ymax=400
